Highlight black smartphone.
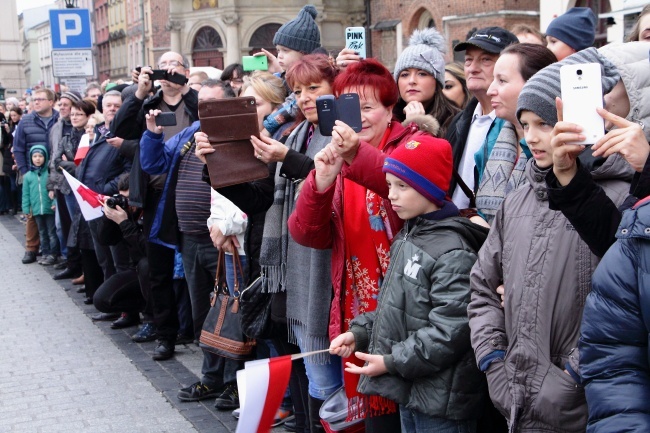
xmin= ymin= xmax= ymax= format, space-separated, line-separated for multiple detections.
xmin=104 ymin=130 xmax=115 ymax=139
xmin=336 ymin=93 xmax=362 ymax=134
xmin=316 ymin=95 xmax=338 ymax=136
xmin=316 ymin=93 xmax=362 ymax=136
xmin=155 ymin=112 xmax=177 ymax=127
xmin=149 ymin=69 xmax=189 ymax=86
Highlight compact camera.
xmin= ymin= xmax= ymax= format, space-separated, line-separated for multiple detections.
xmin=106 ymin=194 xmax=128 ymax=209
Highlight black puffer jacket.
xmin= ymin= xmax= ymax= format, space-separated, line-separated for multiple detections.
xmin=350 ymin=215 xmax=489 ymax=419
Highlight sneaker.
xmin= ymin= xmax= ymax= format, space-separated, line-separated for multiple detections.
xmin=232 ymin=408 xmax=240 ymax=419
xmin=152 ymin=339 xmax=174 ymax=361
xmin=39 ymin=255 xmax=58 ymax=266
xmin=272 ymin=409 xmax=294 ymax=427
xmin=214 ymin=383 xmax=239 ymax=410
xmin=131 ymin=323 xmax=157 ymax=342
xmin=21 ymin=251 xmax=37 ymax=264
xmin=178 ymin=381 xmax=222 ymax=402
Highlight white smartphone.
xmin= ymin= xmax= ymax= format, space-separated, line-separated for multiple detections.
xmin=560 ymin=63 xmax=605 ymax=145
xmin=345 ymin=27 xmax=366 ymax=59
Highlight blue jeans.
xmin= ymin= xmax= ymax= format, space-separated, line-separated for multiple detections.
xmin=292 ymin=325 xmax=343 ymax=400
xmin=34 ymin=214 xmax=59 ymax=255
xmin=225 ymin=253 xmax=247 ymax=296
xmin=400 ymin=407 xmax=477 ymax=433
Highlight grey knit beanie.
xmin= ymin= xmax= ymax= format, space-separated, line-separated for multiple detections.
xmin=60 ymin=91 xmax=82 ymax=104
xmin=393 ymin=28 xmax=447 ymax=87
xmin=273 ymin=5 xmax=320 ymax=54
xmin=517 ymin=47 xmax=620 ymax=126
xmin=546 ymin=7 xmax=597 ymax=52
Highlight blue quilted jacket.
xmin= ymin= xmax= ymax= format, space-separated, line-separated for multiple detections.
xmin=580 ymin=195 xmax=650 ymax=432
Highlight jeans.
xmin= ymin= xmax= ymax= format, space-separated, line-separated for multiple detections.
xmin=173 ymin=278 xmax=193 ymax=338
xmin=54 ymin=203 xmax=67 ymax=258
xmin=400 ymin=407 xmax=477 ymax=433
xmin=34 ymin=214 xmax=59 ymax=255
xmin=225 ymin=253 xmax=248 ymax=296
xmin=180 ymin=233 xmax=243 ymax=386
xmin=93 ymin=269 xmax=144 ymax=314
xmin=292 ymin=325 xmax=343 ymax=400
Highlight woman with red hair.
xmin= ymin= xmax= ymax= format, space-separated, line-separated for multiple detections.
xmin=288 ymin=58 xmax=439 ymax=432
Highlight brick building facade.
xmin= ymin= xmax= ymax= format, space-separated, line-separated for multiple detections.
xmin=369 ymin=0 xmax=540 ymax=70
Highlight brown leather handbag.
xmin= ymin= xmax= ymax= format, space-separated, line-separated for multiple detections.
xmin=199 ymin=250 xmax=256 ymax=360
xmin=198 ymin=96 xmax=268 ymax=189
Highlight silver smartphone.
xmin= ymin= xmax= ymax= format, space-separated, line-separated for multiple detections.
xmin=560 ymin=63 xmax=605 ymax=145
xmin=345 ymin=27 xmax=366 ymax=59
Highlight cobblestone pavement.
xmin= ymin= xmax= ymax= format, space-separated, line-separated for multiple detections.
xmin=0 ymin=214 xmax=262 ymax=433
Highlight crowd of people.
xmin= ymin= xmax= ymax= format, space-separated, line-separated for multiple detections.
xmin=2 ymin=3 xmax=650 ymax=432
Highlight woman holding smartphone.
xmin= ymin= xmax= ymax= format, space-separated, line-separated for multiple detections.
xmin=288 ymin=58 xmax=440 ymax=432
xmin=196 ymin=54 xmax=340 ymax=433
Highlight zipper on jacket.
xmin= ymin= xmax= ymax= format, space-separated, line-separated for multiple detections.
xmin=37 ymin=173 xmax=43 ymax=214
xmin=365 ymin=220 xmax=414 ymax=360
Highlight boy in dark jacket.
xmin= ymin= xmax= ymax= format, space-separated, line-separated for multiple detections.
xmin=329 ymin=136 xmax=489 ymax=432
xmin=22 ymin=145 xmax=59 ymax=265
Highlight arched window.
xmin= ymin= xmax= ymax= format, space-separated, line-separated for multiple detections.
xmin=248 ymin=23 xmax=282 ymax=56
xmin=192 ymin=26 xmax=224 ymax=69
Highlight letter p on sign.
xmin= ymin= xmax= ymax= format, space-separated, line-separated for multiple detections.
xmin=59 ymin=14 xmax=82 ymax=45
xmin=49 ymin=9 xmax=92 ymax=49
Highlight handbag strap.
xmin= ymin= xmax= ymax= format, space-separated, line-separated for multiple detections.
xmin=214 ymin=248 xmax=243 ymax=297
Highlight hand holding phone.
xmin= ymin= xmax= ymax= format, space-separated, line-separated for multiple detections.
xmin=242 ymin=55 xmax=268 ymax=72
xmin=155 ymin=112 xmax=177 ymax=127
xmin=345 ymin=27 xmax=366 ymax=60
xmin=560 ymin=63 xmax=605 ymax=145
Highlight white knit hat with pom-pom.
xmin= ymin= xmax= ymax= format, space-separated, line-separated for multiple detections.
xmin=393 ymin=28 xmax=447 ymax=86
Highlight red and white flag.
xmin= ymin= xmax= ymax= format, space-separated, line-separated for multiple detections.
xmin=62 ymin=170 xmax=105 ymax=221
xmin=236 ymin=355 xmax=293 ymax=433
xmin=74 ymin=133 xmax=90 ymax=165
xmin=235 ymin=350 xmax=328 ymax=433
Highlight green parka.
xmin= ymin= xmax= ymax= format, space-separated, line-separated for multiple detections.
xmin=22 ymin=144 xmax=55 ymax=216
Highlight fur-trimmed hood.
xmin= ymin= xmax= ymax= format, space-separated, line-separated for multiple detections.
xmin=401 ymin=113 xmax=440 ymax=137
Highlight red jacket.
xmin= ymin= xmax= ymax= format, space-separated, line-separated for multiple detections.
xmin=288 ymin=120 xmax=432 ymax=340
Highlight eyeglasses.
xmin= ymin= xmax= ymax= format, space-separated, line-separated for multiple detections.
xmin=158 ymin=60 xmax=185 ymax=68
xmin=32 ymin=98 xmax=49 ymax=102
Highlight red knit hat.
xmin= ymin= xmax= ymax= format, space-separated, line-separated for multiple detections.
xmin=382 ymin=135 xmax=453 ymax=206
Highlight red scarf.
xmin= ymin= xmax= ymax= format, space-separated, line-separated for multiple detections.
xmin=342 ymin=127 xmax=397 ymax=420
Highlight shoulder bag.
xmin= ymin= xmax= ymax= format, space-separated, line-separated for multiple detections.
xmin=199 ymin=249 xmax=256 ymax=360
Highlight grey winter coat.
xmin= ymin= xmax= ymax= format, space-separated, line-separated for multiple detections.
xmin=468 ymin=156 xmax=632 ymax=432
xmin=350 ymin=216 xmax=489 ymax=419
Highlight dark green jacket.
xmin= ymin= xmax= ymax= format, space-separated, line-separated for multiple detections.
xmin=350 ymin=216 xmax=489 ymax=419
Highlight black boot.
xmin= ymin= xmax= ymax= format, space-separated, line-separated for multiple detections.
xmin=308 ymin=396 xmax=325 ymax=433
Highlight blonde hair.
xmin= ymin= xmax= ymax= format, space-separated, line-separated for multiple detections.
xmin=240 ymin=71 xmax=287 ymax=109
xmin=627 ymin=4 xmax=650 ymax=42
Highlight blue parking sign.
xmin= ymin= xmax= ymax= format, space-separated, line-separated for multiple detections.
xmin=50 ymin=9 xmax=92 ymax=49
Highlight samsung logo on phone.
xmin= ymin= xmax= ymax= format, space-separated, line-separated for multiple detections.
xmin=572 ymin=86 xmax=588 ymax=90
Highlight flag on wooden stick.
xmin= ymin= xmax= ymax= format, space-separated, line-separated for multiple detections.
xmin=62 ymin=169 xmax=105 ymax=221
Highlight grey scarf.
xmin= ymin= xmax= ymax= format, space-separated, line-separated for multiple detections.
xmin=259 ymin=121 xmax=333 ymax=363
xmin=475 ymin=121 xmax=528 ymax=224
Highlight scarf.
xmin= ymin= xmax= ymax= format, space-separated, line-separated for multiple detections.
xmin=342 ymin=129 xmax=397 ymax=419
xmin=475 ymin=121 xmax=529 ymax=224
xmin=259 ymin=120 xmax=333 ymax=364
